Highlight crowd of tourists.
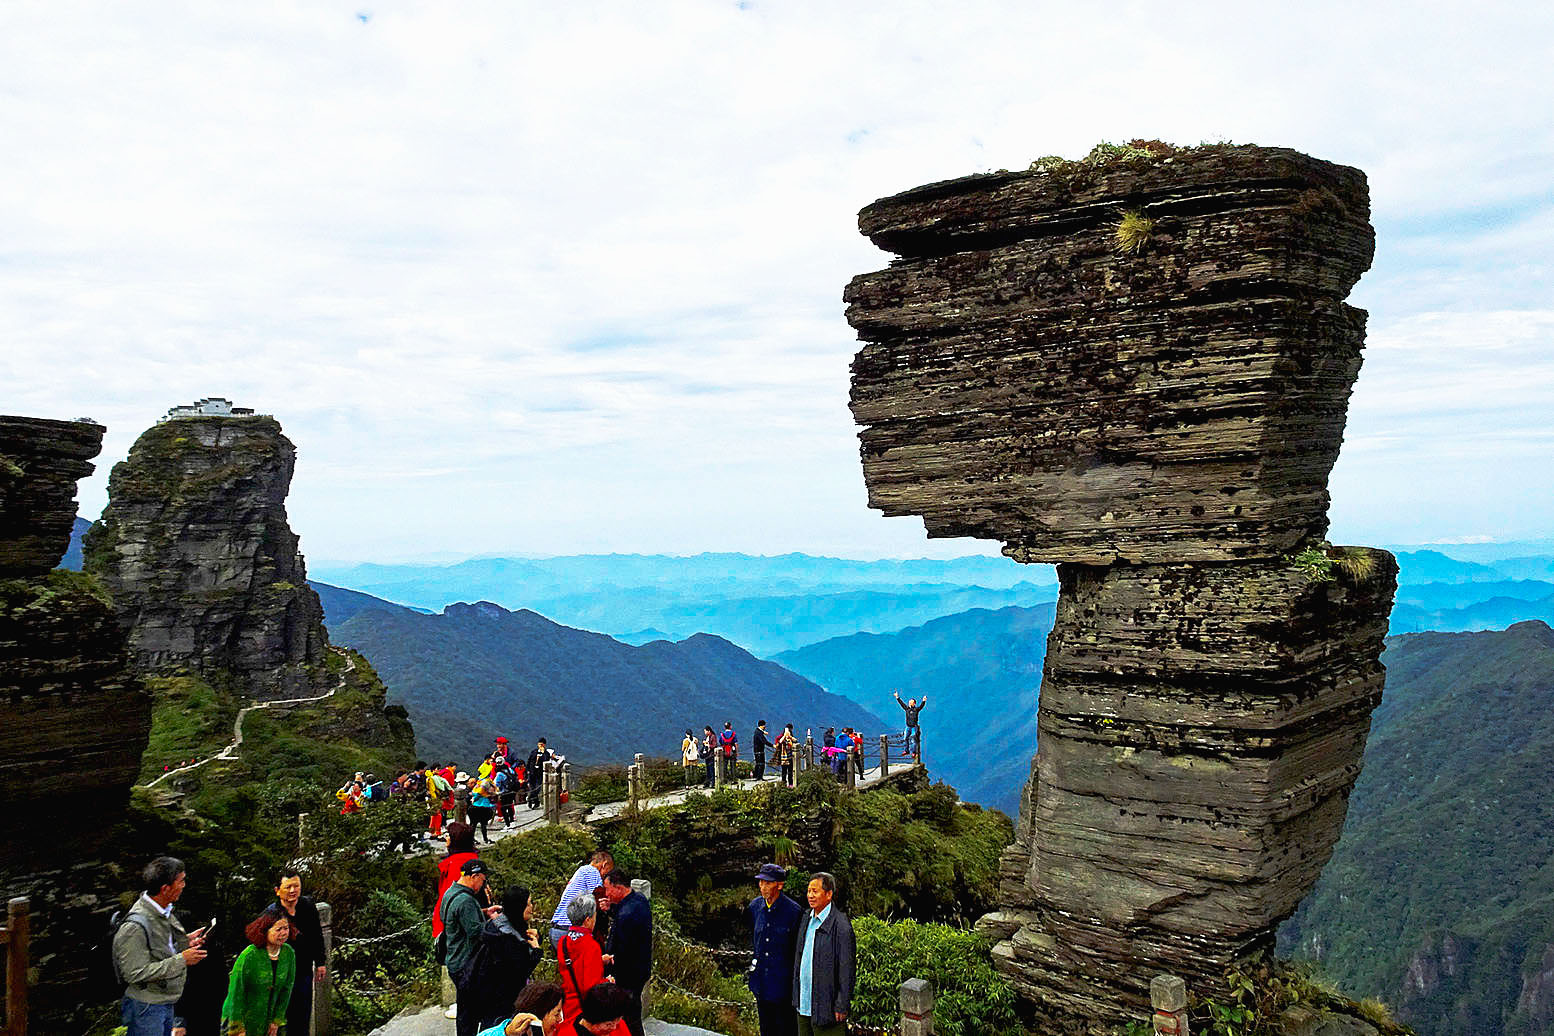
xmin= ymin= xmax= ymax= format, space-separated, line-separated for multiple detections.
xmin=335 ymin=736 xmax=567 ymax=842
xmin=115 ymin=829 xmax=860 ymax=1036
xmin=333 ymin=691 xmax=928 ymax=838
xmin=681 ymin=695 xmax=928 ymax=790
xmin=429 ymin=824 xmax=857 ymax=1036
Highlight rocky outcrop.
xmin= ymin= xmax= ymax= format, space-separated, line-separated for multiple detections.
xmin=846 ymin=146 xmax=1373 ymax=565
xmin=845 ymin=145 xmax=1396 ymax=1028
xmin=0 ymin=416 xmax=149 ymax=1032
xmin=85 ymin=415 xmax=331 ymax=700
xmin=0 ymin=416 xmax=106 ymax=576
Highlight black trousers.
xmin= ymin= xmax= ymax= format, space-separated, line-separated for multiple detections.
xmin=781 ymin=760 xmax=794 ymax=786
xmin=757 ymin=998 xmax=799 ymax=1036
xmin=621 ymin=983 xmax=646 ymax=1036
xmin=754 ymin=753 xmax=766 ymax=779
xmin=285 ymin=964 xmax=313 ymax=1036
xmin=455 ymin=976 xmax=480 ymax=1036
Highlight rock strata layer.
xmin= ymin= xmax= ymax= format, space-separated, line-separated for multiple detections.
xmin=0 ymin=416 xmax=105 ymax=576
xmin=0 ymin=416 xmax=149 ymax=1031
xmin=847 ymin=145 xmax=1396 ymax=1028
xmin=85 ymin=416 xmax=331 ymax=699
xmin=845 ymin=146 xmax=1374 ymax=565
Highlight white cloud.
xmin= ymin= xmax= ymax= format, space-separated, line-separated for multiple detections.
xmin=2 ymin=0 xmax=1552 ymax=558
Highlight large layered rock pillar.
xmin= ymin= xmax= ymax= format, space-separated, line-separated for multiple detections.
xmin=84 ymin=415 xmax=331 ymax=700
xmin=844 ymin=145 xmax=1398 ymax=1028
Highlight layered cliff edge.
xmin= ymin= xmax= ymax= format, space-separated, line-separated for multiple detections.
xmin=84 ymin=416 xmax=332 ymax=700
xmin=845 ymin=143 xmax=1400 ymax=1031
xmin=0 ymin=415 xmax=152 ymax=1029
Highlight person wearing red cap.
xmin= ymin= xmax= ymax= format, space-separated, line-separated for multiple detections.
xmin=493 ymin=736 xmax=511 ymax=762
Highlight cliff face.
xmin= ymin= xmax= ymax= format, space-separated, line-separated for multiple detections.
xmin=85 ymin=416 xmax=331 ymax=700
xmin=0 ymin=416 xmax=106 ymax=576
xmin=846 ymin=145 xmax=1396 ymax=1028
xmin=0 ymin=415 xmax=150 ymax=1030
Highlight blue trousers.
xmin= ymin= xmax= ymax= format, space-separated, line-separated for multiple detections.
xmin=122 ymin=997 xmax=177 ymax=1036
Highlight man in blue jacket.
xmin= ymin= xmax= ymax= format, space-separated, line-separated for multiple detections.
xmin=602 ymin=870 xmax=653 ymax=1036
xmin=791 ymin=872 xmax=854 ymax=1036
xmin=748 ymin=863 xmax=803 ymax=1036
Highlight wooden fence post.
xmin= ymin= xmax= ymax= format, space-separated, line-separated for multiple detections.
xmin=3 ymin=897 xmax=28 ymax=1036
xmin=900 ymin=977 xmax=933 ymax=1035
xmin=1150 ymin=973 xmax=1189 ymax=1035
xmin=880 ymin=734 xmax=891 ymax=777
xmin=313 ymin=901 xmax=334 ymax=1036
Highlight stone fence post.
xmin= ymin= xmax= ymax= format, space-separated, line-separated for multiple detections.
xmin=804 ymin=734 xmax=814 ymax=771
xmin=1151 ymin=974 xmax=1189 ymax=1035
xmin=313 ymin=901 xmax=334 ymax=1036
xmin=845 ymin=744 xmax=858 ymax=789
xmin=900 ymin=977 xmax=933 ymax=1036
xmin=713 ymin=746 xmax=725 ymax=790
xmin=879 ymin=734 xmax=891 ymax=777
xmin=627 ymin=754 xmax=641 ymax=811
xmin=542 ymin=760 xmax=558 ymax=823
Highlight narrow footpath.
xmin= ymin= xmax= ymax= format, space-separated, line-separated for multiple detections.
xmin=144 ymin=648 xmax=357 ymax=788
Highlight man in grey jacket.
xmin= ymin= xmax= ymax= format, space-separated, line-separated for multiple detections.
xmin=112 ymin=856 xmax=208 ymax=1036
xmin=791 ymin=872 xmax=854 ymax=1036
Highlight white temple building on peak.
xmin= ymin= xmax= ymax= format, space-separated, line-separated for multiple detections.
xmin=158 ymin=397 xmax=262 ymax=422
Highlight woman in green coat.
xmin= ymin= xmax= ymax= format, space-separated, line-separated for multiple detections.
xmin=222 ymin=905 xmax=297 ymax=1036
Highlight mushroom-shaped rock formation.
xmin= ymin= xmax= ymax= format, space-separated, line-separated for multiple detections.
xmin=845 ymin=144 xmax=1398 ymax=1029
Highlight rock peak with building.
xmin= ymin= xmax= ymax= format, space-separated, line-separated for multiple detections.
xmin=85 ymin=408 xmax=331 ymax=700
xmin=845 ymin=143 xmax=1398 ymax=1030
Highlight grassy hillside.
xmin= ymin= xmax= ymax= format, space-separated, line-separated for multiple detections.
xmin=776 ymin=604 xmax=1054 ymax=813
xmin=1282 ymin=621 xmax=1554 ymax=1035
xmin=321 ymin=593 xmax=889 ymax=766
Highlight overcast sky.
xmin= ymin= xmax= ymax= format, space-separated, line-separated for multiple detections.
xmin=4 ymin=2 xmax=1551 ymax=561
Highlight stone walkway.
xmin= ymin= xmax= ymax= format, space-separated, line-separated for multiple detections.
xmin=401 ymin=762 xmax=911 ymax=855
xmin=370 ymin=1003 xmax=724 ymax=1036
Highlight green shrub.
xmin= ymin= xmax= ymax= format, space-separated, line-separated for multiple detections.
xmin=1115 ymin=209 xmax=1156 ymax=254
xmin=852 ymin=918 xmax=1020 ymax=1036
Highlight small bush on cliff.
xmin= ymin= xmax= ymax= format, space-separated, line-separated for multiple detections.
xmin=852 ymin=917 xmax=1020 ymax=1036
xmin=1114 ymin=209 xmax=1156 ymax=253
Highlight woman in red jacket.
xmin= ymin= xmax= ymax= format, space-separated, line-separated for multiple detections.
xmin=556 ymin=896 xmax=613 ymax=1024
xmin=432 ymin=822 xmax=480 ymax=938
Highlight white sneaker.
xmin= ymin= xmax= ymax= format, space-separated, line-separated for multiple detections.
xmin=444 ymin=1004 xmax=457 ymax=1019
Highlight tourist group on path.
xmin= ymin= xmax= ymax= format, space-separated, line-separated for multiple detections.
xmin=115 ymin=834 xmax=858 ymax=1036
xmin=111 ymin=857 xmax=327 ymax=1036
xmin=335 ymin=690 xmax=929 ymax=841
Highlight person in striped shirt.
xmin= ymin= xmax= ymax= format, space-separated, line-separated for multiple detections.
xmin=550 ymin=850 xmax=614 ymax=947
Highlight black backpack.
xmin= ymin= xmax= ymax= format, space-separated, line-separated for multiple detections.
xmin=92 ymin=908 xmax=154 ymax=994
